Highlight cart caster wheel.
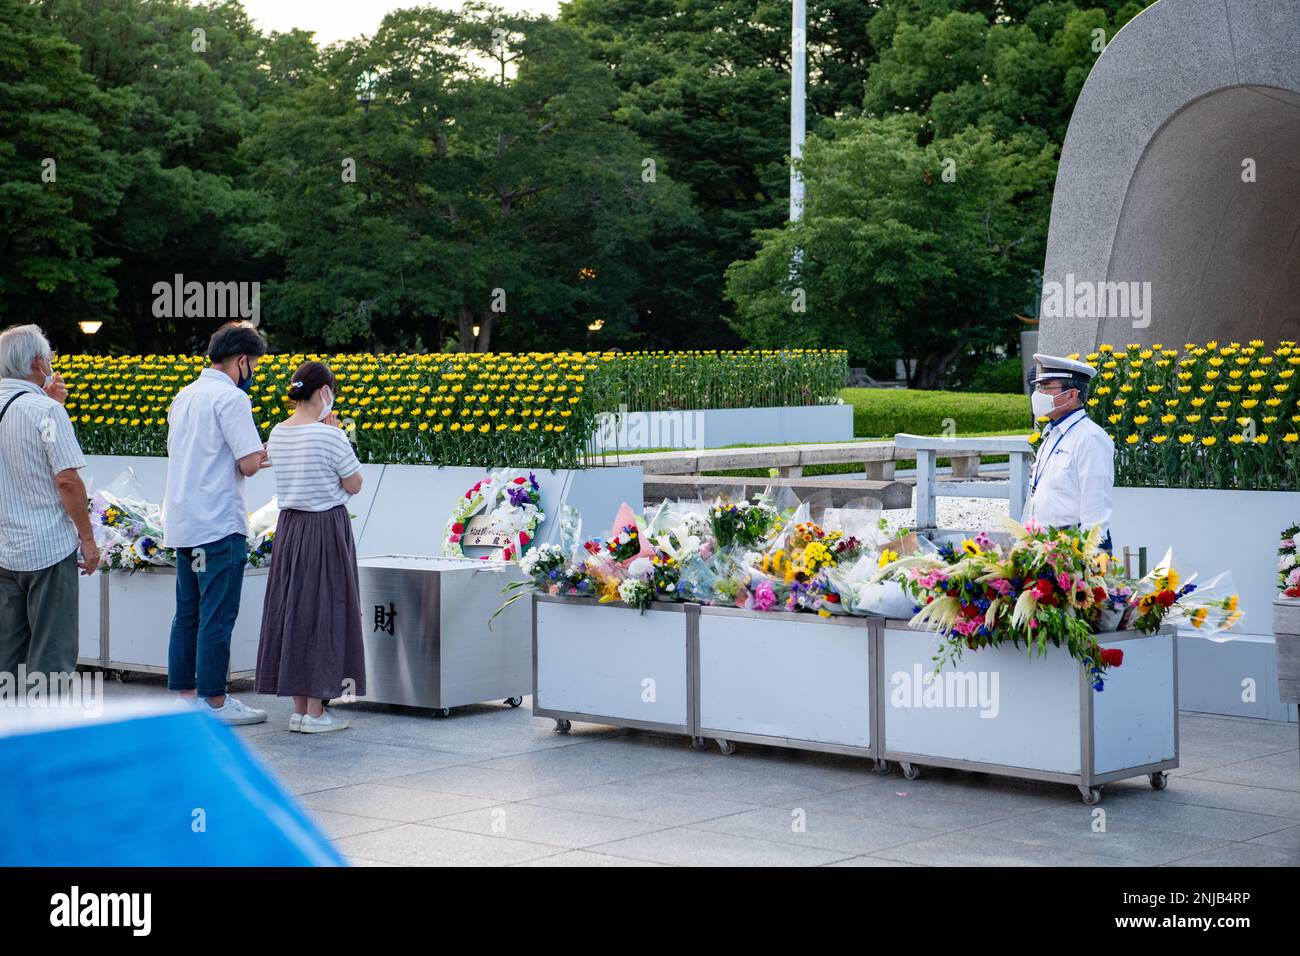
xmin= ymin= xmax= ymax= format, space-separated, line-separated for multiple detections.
xmin=874 ymin=758 xmax=889 ymax=774
xmin=1079 ymin=785 xmax=1103 ymax=806
xmin=1149 ymin=772 xmax=1168 ymax=790
xmin=434 ymin=707 xmax=451 ymax=718
xmin=554 ymin=719 xmax=572 ymax=734
xmin=505 ymin=696 xmax=523 ymax=708
xmin=715 ymin=739 xmax=735 ymax=756
xmin=901 ymin=762 xmax=921 ymax=781
xmin=691 ymin=736 xmax=708 ymax=751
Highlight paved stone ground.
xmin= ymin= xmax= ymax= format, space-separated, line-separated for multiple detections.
xmin=102 ymin=676 xmax=1299 ymax=866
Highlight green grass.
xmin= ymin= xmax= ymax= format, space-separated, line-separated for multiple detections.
xmin=840 ymin=388 xmax=1030 ymax=438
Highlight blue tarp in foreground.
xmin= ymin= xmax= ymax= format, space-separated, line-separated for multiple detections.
xmin=0 ymin=706 xmax=343 ymax=866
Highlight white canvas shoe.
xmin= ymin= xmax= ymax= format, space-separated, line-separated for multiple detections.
xmin=300 ymin=711 xmax=349 ymax=734
xmin=201 ymin=696 xmax=268 ymax=725
xmin=289 ymin=713 xmax=303 ymax=732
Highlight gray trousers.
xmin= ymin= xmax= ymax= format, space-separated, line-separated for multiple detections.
xmin=0 ymin=551 xmax=79 ymax=675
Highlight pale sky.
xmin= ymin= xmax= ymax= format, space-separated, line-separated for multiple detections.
xmin=238 ymin=0 xmax=562 ymax=45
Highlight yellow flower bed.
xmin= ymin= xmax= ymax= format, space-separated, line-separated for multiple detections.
xmin=54 ymin=349 xmax=848 ymax=468
xmin=1028 ymin=340 xmax=1299 ymax=490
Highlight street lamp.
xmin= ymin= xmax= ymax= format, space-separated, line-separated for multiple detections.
xmin=355 ymin=70 xmax=377 ymax=110
xmin=78 ymin=320 xmax=102 ymax=356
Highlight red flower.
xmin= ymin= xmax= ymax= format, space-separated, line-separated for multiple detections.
xmin=1100 ymin=647 xmax=1124 ymax=667
xmin=825 ymin=592 xmax=840 ymax=604
xmin=513 ymin=476 xmax=526 ymax=484
xmin=452 ymin=522 xmax=464 ymax=534
xmin=519 ymin=532 xmax=530 ymax=545
xmin=1092 ymin=586 xmax=1107 ymax=604
xmin=1156 ymin=589 xmax=1176 ymax=608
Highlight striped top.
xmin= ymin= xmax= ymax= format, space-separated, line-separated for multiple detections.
xmin=0 ymin=380 xmax=87 ymax=572
xmin=266 ymin=422 xmax=362 ymax=512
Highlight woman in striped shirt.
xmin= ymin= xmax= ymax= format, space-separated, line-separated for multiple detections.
xmin=255 ymin=360 xmax=365 ymax=733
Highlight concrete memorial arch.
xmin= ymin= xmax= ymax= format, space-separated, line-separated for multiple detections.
xmin=1037 ymin=0 xmax=1300 ymax=357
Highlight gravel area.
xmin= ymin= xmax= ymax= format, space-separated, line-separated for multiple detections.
xmin=880 ymin=495 xmax=1011 ymax=537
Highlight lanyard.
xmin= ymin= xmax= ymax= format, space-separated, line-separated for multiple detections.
xmin=1031 ymin=409 xmax=1086 ymax=494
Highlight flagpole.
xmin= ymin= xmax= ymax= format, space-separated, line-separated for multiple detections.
xmin=790 ymin=0 xmax=806 ymax=223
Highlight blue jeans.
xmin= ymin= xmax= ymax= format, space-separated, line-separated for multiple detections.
xmin=168 ymin=533 xmax=246 ymax=698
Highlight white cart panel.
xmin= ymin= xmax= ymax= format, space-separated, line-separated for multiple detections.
xmin=1093 ymin=631 xmax=1177 ymax=774
xmin=882 ymin=625 xmax=1083 ymax=774
xmin=535 ymin=600 xmax=689 ymax=727
xmin=698 ymin=611 xmax=872 ymax=748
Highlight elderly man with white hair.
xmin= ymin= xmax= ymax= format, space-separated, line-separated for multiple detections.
xmin=0 ymin=324 xmax=100 ymax=677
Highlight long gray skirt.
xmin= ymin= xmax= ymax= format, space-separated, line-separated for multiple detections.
xmin=255 ymin=505 xmax=366 ymax=699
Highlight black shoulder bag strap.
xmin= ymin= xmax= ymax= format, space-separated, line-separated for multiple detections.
xmin=0 ymin=391 xmax=26 ymax=426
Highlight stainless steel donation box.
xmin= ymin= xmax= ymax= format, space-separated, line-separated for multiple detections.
xmin=357 ymin=556 xmax=531 ymax=715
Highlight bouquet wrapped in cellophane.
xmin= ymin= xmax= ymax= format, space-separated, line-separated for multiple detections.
xmin=874 ymin=519 xmax=1243 ymax=691
xmin=92 ymin=470 xmax=173 ymax=571
xmin=90 ymin=469 xmax=278 ymax=572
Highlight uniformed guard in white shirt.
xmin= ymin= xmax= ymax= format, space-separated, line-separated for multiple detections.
xmin=1024 ymin=353 xmax=1115 ymax=552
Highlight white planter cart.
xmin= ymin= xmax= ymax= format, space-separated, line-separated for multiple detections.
xmin=879 ymin=622 xmax=1178 ymax=804
xmin=695 ymin=606 xmax=879 ymax=760
xmin=94 ymin=567 xmax=269 ymax=679
xmin=533 ymin=594 xmax=697 ymax=738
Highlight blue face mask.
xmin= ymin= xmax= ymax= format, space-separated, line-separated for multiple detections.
xmin=236 ymin=357 xmax=254 ymax=393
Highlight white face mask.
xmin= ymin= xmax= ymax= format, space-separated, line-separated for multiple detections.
xmin=1030 ymin=390 xmax=1058 ymax=419
xmin=318 ymin=385 xmax=334 ymax=421
xmin=41 ymin=357 xmax=54 ymax=389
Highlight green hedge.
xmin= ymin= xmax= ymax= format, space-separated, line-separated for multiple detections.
xmin=610 ymin=350 xmax=848 ymax=411
xmin=841 ymin=388 xmax=1030 ymax=438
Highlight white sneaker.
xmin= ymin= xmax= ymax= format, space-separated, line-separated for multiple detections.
xmin=300 ymin=711 xmax=349 ymax=734
xmin=202 ymin=696 xmax=268 ymax=725
xmin=290 ymin=713 xmax=303 ymax=733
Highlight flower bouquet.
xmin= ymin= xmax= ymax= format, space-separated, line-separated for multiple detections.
xmin=92 ymin=470 xmax=174 ymax=571
xmin=246 ymin=498 xmax=279 ymax=569
xmin=708 ymin=497 xmax=782 ymax=551
xmin=1280 ymin=523 xmax=1299 ymax=598
xmin=879 ymin=522 xmax=1135 ymax=690
xmin=1130 ymin=549 xmax=1244 ymax=637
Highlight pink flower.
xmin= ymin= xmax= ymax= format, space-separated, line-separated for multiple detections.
xmin=989 ymin=578 xmax=1013 ymax=597
xmin=752 ymin=580 xmax=776 ymax=612
xmin=1024 ymin=518 xmax=1044 ymax=534
xmin=1028 ymin=618 xmax=1039 ymax=629
xmin=449 ymin=533 xmax=461 ymax=543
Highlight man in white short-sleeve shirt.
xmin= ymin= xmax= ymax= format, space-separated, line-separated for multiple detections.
xmin=164 ymin=322 xmax=270 ymax=725
xmin=0 ymin=324 xmax=101 ymax=679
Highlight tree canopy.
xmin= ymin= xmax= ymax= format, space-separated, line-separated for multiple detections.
xmin=0 ymin=0 xmax=1156 ymax=383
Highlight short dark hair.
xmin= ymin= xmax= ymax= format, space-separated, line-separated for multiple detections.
xmin=206 ymin=322 xmax=268 ymax=364
xmin=287 ymin=360 xmax=336 ymax=404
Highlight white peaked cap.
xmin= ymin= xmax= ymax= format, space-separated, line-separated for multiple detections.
xmin=1031 ymin=353 xmax=1098 ymax=383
